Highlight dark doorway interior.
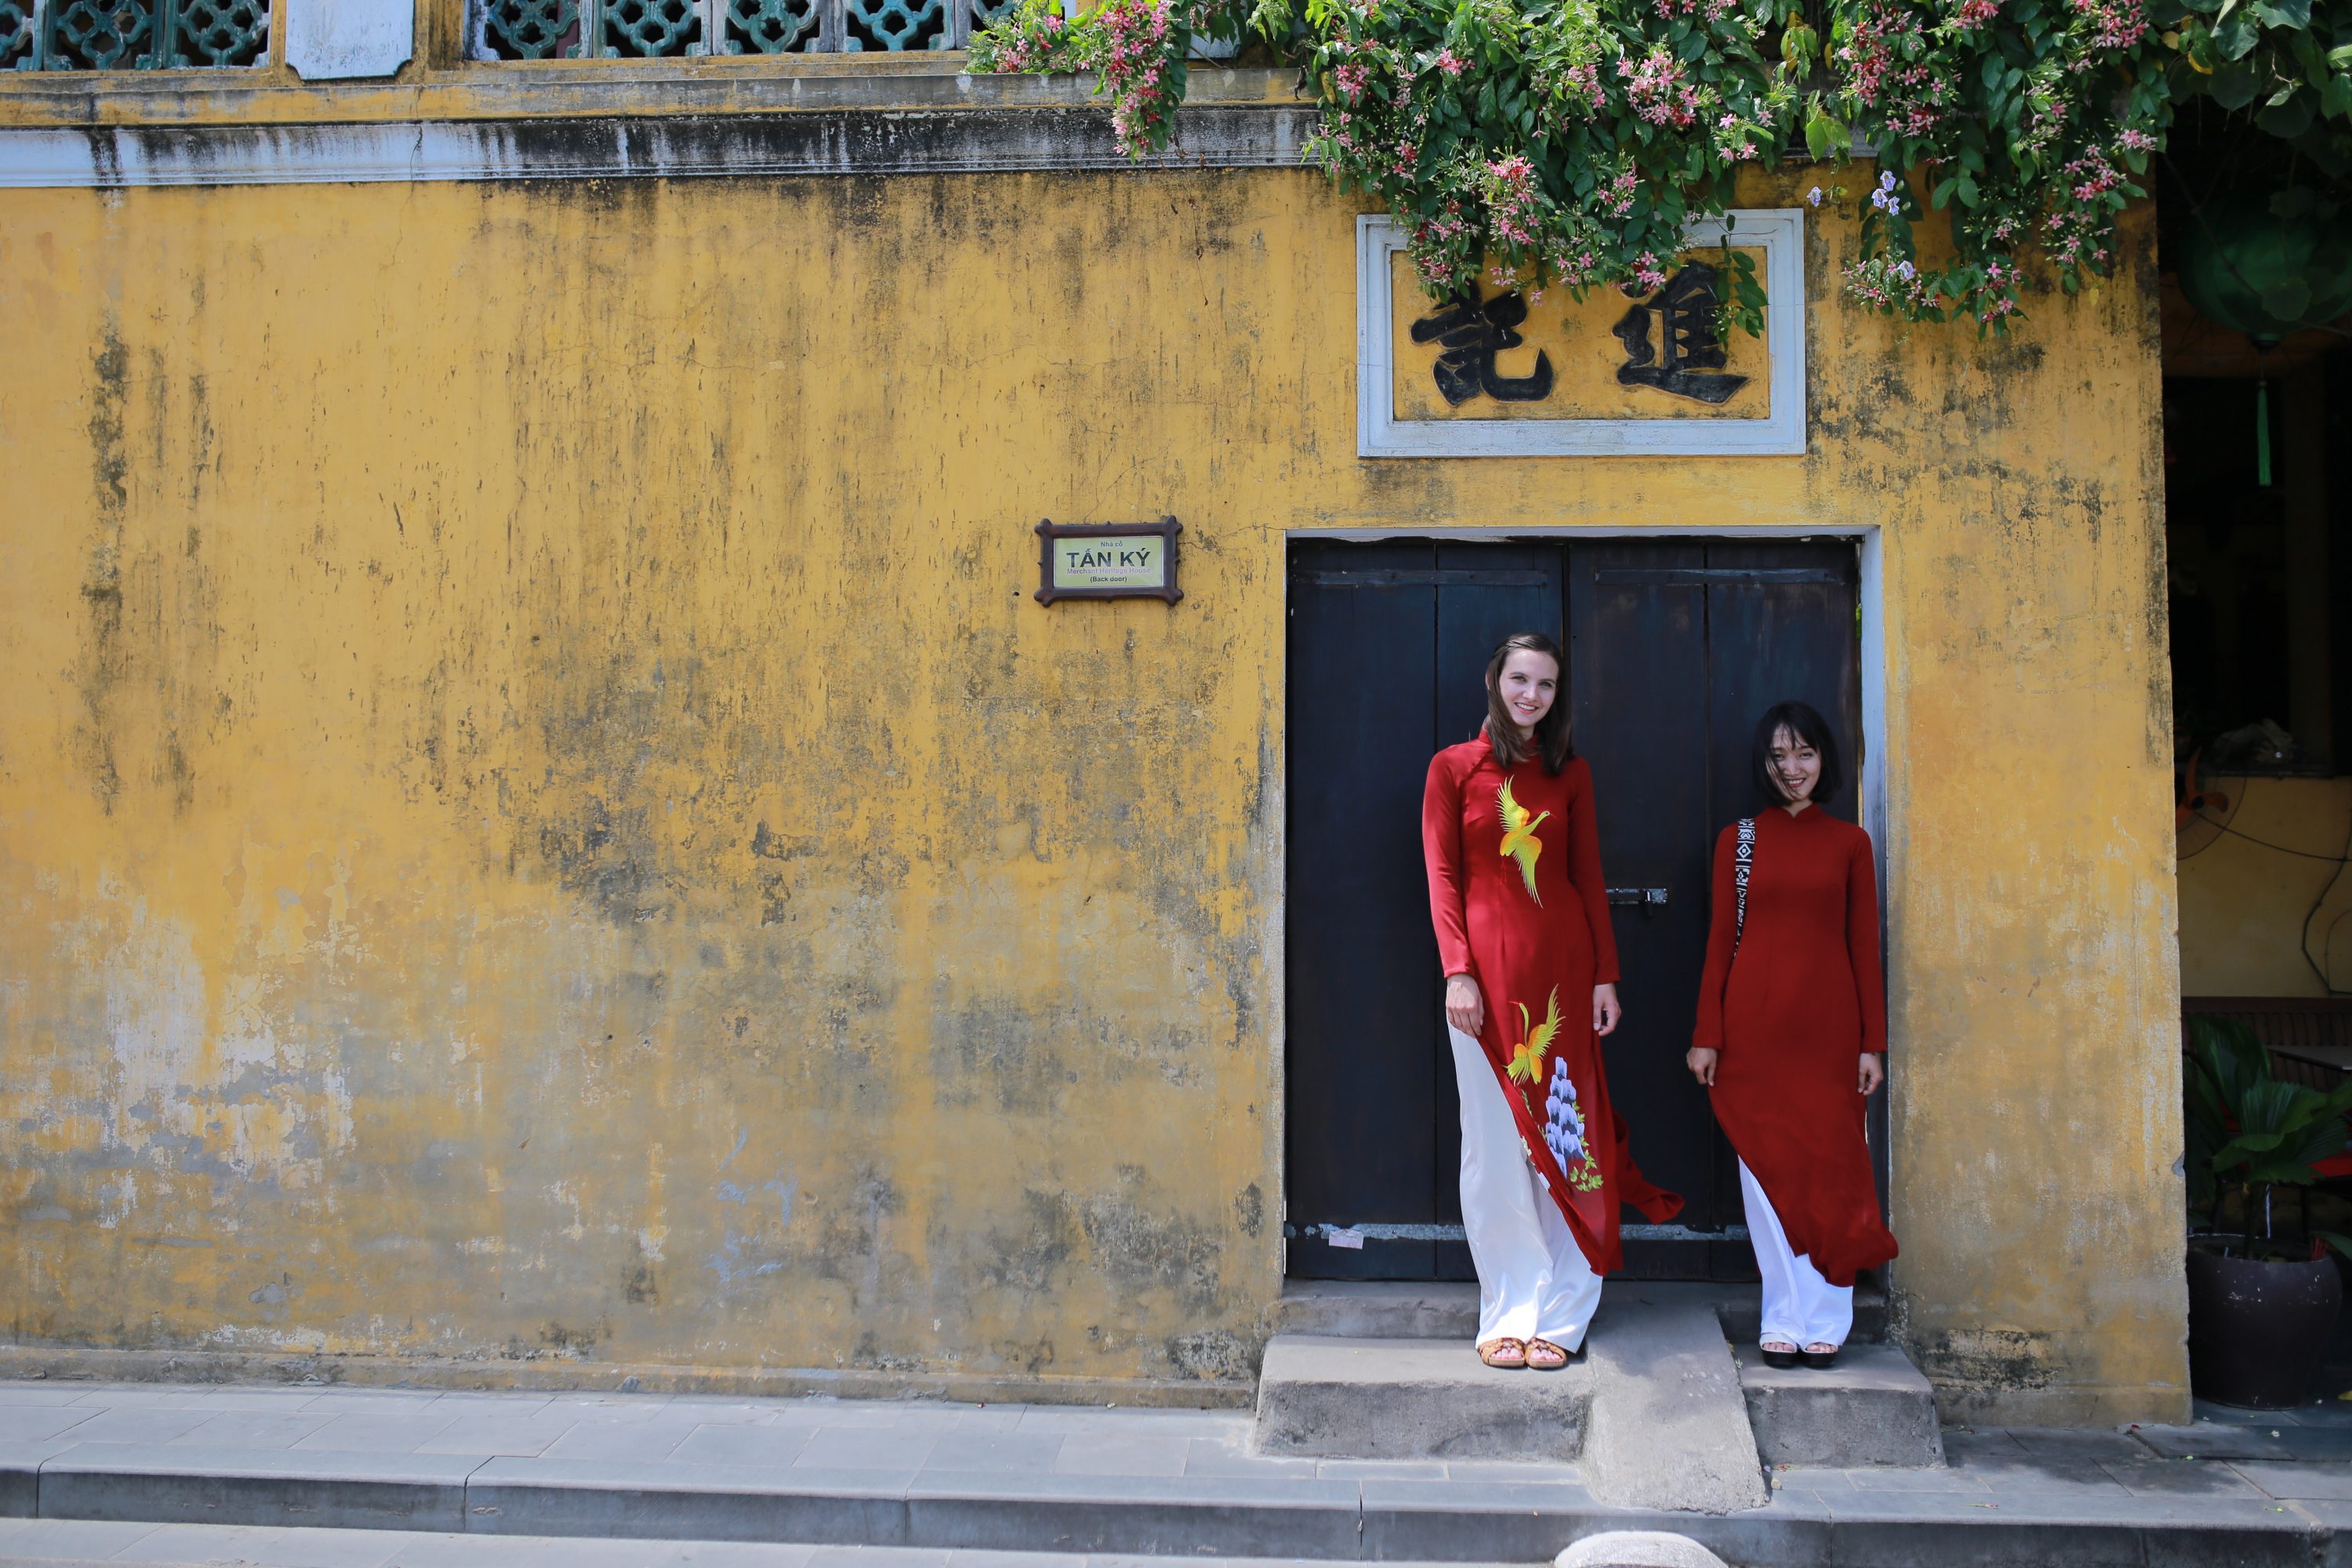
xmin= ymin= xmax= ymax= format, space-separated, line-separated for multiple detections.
xmin=1284 ymin=536 xmax=1868 ymax=1282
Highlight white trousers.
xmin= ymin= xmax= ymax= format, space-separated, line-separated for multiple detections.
xmin=1449 ymin=1025 xmax=1602 ymax=1350
xmin=1739 ymin=1159 xmax=1853 ymax=1350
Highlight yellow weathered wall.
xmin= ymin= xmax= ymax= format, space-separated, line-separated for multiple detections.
xmin=2179 ymin=776 xmax=2352 ymax=996
xmin=0 ymin=161 xmax=2184 ymax=1421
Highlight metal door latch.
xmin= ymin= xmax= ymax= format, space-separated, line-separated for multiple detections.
xmin=1606 ymin=887 xmax=1670 ymax=912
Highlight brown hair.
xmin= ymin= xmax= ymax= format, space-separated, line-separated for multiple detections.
xmin=1483 ymin=632 xmax=1573 ymax=775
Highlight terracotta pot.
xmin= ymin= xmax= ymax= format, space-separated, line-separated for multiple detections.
xmin=2187 ymin=1242 xmax=2343 ymax=1409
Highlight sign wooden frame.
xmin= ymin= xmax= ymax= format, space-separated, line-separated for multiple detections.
xmin=1356 ymin=209 xmax=1808 ymax=458
xmin=1034 ymin=517 xmax=1185 ymax=606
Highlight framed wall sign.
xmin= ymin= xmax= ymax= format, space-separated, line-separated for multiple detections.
xmin=1356 ymin=209 xmax=1807 ymax=458
xmin=1035 ymin=517 xmax=1184 ymax=605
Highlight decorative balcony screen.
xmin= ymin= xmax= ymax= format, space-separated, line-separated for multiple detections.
xmin=474 ymin=0 xmax=1013 ymax=55
xmin=12 ymin=0 xmax=269 ymax=67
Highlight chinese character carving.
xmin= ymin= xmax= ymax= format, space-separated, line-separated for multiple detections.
xmin=1611 ymin=263 xmax=1749 ymax=405
xmin=1410 ymin=288 xmax=1556 ymax=406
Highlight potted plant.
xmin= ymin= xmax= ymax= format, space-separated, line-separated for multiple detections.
xmin=2183 ymin=1016 xmax=2352 ymax=1409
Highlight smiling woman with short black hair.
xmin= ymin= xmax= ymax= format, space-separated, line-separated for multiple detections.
xmin=1686 ymin=700 xmax=1897 ymax=1370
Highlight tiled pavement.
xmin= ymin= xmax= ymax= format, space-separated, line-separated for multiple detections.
xmin=10 ymin=1378 xmax=2352 ymax=1564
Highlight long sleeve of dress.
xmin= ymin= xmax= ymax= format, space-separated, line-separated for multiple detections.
xmin=1847 ymin=835 xmax=1887 ymax=1054
xmin=1421 ymin=751 xmax=1475 ymax=977
xmin=1690 ymin=826 xmax=1737 ymax=1052
xmin=1567 ymin=765 xmax=1621 ymax=985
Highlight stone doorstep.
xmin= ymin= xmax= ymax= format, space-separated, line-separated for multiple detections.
xmin=1257 ymin=1307 xmax=1938 ymax=1483
xmin=1272 ymin=1279 xmax=1889 ymax=1347
xmin=1581 ymin=1305 xmax=1769 ymax=1515
xmin=1733 ymin=1343 xmax=1945 ymax=1470
xmin=1251 ymin=1336 xmax=1592 ymax=1462
xmin=4 ymin=1449 xmax=2339 ymax=1566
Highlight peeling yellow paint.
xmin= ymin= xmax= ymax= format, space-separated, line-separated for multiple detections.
xmin=0 ymin=162 xmax=2183 ymax=1421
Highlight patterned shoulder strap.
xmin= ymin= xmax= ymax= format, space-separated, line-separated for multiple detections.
xmin=1733 ymin=818 xmax=1756 ymax=952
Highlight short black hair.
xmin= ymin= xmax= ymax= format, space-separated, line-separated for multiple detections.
xmin=1751 ymin=701 xmax=1844 ymax=808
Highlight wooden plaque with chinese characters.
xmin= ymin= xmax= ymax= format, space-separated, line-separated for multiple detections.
xmin=1388 ymin=249 xmax=1772 ymax=423
xmin=1356 ymin=210 xmax=1807 ymax=457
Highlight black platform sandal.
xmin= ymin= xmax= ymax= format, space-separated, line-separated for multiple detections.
xmin=1801 ymin=1342 xmax=1841 ymax=1369
xmin=1759 ymin=1338 xmax=1802 ymax=1370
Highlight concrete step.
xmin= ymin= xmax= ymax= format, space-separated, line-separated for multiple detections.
xmin=1269 ymin=1281 xmax=1482 ymax=1341
xmin=1273 ymin=1279 xmax=1889 ymax=1345
xmin=1581 ymin=1304 xmax=1767 ymax=1515
xmin=1251 ymin=1336 xmax=1591 ymax=1462
xmin=1733 ymin=1341 xmax=1944 ymax=1468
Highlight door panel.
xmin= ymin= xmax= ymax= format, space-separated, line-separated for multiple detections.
xmin=1286 ymin=542 xmax=1450 ymax=1279
xmin=1567 ymin=543 xmax=1726 ymax=1276
xmin=1698 ymin=541 xmax=1878 ymax=1212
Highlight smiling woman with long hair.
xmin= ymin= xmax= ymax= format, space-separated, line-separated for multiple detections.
xmin=1686 ymin=701 xmax=1896 ymax=1370
xmin=1421 ymin=632 xmax=1682 ymax=1371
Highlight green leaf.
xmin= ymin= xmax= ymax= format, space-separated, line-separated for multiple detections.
xmin=2260 ymin=92 xmax=2318 ymax=139
xmin=2214 ymin=7 xmax=2260 ymax=59
xmin=2210 ymin=59 xmax=2263 ymax=107
xmin=2253 ymin=0 xmax=2309 ymax=26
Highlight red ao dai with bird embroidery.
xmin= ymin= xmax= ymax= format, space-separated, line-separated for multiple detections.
xmin=1422 ymin=739 xmax=1682 ymax=1275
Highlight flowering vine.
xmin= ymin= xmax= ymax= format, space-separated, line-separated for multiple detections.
xmin=967 ymin=0 xmax=2352 ymax=335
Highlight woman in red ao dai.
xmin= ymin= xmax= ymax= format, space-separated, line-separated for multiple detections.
xmin=1422 ymin=633 xmax=1682 ymax=1371
xmin=1686 ymin=702 xmax=1897 ymax=1370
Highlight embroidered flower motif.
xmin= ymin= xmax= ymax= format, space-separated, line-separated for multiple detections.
xmin=1543 ymin=1058 xmax=1606 ymax=1192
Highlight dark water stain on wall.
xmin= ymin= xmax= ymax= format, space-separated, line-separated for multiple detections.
xmin=927 ymin=988 xmax=1073 ymax=1116
xmin=78 ymin=317 xmax=131 ymax=814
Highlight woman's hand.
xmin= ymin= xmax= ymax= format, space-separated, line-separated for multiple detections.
xmin=1445 ymin=973 xmax=1484 ymax=1038
xmin=1858 ymin=1054 xmax=1885 ymax=1096
xmin=1686 ymin=1047 xmax=1719 ymax=1087
xmin=1593 ymin=983 xmax=1622 ymax=1037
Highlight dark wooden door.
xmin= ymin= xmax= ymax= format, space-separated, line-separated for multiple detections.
xmin=1569 ymin=540 xmax=1864 ymax=1277
xmin=1284 ymin=541 xmax=1566 ymax=1280
xmin=1285 ymin=537 xmax=1863 ymax=1282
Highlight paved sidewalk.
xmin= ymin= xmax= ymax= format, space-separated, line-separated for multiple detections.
xmin=2 ymin=1522 xmax=1397 ymax=1566
xmin=8 ymin=1377 xmax=2352 ymax=1564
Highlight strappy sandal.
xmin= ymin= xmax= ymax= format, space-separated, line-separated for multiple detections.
xmin=1477 ymin=1337 xmax=1528 ymax=1369
xmin=1759 ymin=1338 xmax=1802 ymax=1370
xmin=1802 ymin=1342 xmax=1841 ymax=1369
xmin=1525 ymin=1338 xmax=1573 ymax=1370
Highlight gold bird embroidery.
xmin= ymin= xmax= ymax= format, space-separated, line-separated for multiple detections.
xmin=1497 ymin=777 xmax=1549 ymax=904
xmin=1505 ymin=988 xmax=1564 ymax=1089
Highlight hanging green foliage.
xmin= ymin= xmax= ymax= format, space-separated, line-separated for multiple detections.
xmin=966 ymin=0 xmax=2352 ymax=336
